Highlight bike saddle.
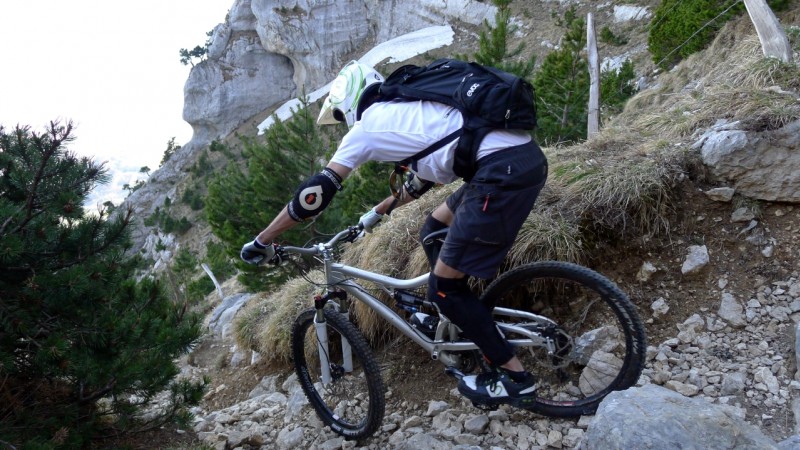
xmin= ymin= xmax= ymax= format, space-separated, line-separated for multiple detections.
xmin=422 ymin=227 xmax=449 ymax=245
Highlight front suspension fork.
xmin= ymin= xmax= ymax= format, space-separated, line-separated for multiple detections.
xmin=314 ymin=290 xmax=352 ymax=384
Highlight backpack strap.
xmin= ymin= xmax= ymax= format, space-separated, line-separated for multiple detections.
xmin=384 ymin=127 xmax=462 ymax=216
xmin=451 ymin=126 xmax=493 ymax=182
xmin=396 ymin=128 xmax=463 ymax=172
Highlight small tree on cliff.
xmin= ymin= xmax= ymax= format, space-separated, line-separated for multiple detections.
xmin=179 ymin=29 xmax=214 ymax=67
xmin=533 ymin=7 xmax=590 ymax=145
xmin=0 ymin=121 xmax=205 ymax=448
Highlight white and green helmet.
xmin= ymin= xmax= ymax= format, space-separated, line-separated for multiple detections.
xmin=317 ymin=61 xmax=384 ymax=127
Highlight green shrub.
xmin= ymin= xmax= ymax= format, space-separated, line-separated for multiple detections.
xmin=648 ymin=0 xmax=728 ymax=69
xmin=601 ymin=59 xmax=637 ymax=117
xmin=600 ymin=26 xmax=628 ymax=46
xmin=0 ymin=122 xmax=205 ymax=447
xmin=648 ymin=0 xmax=791 ymax=69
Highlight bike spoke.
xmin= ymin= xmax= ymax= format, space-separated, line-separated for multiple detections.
xmin=482 ymin=262 xmax=646 ymax=416
xmin=304 ymin=329 xmax=369 ymax=425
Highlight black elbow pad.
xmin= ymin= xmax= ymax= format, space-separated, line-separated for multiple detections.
xmin=287 ymin=168 xmax=343 ymax=221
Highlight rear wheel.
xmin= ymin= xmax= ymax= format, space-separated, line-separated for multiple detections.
xmin=482 ymin=261 xmax=646 ymax=417
xmin=291 ymin=308 xmax=385 ymax=439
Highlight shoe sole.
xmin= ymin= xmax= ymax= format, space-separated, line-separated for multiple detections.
xmin=458 ymin=384 xmax=537 ymax=409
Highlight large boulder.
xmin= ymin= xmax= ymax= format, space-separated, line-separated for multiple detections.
xmin=695 ymin=119 xmax=800 ymax=203
xmin=579 ymin=384 xmax=778 ymax=449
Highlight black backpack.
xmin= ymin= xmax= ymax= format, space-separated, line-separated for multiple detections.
xmin=356 ymin=58 xmax=537 ymax=180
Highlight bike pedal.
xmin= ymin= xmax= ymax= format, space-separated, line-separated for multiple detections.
xmin=471 ymin=401 xmax=498 ymax=412
xmin=444 ymin=366 xmax=465 ymax=380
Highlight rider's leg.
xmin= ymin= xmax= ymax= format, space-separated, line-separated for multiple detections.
xmin=425 ymin=143 xmax=548 ymax=403
xmin=420 ymin=214 xmax=448 ymax=269
xmin=426 ymin=197 xmax=526 ymax=371
xmin=429 ymin=264 xmax=537 ymax=405
xmin=428 ymin=261 xmax=523 ymax=371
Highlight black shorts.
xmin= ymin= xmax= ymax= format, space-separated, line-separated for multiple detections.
xmin=439 ymin=141 xmax=548 ymax=279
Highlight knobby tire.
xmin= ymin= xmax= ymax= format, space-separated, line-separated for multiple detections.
xmin=481 ymin=261 xmax=647 ymax=417
xmin=291 ymin=308 xmax=385 ymax=439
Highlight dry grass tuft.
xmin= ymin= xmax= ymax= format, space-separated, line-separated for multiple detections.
xmin=339 ymin=184 xmax=457 ymax=343
xmin=235 ymin=273 xmax=323 ymax=366
xmin=620 ymin=31 xmax=800 ymax=139
xmin=506 ymin=211 xmax=584 ymax=267
xmin=547 ymin=133 xmax=683 ymax=239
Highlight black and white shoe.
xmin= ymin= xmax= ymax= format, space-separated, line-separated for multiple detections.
xmin=457 ymin=368 xmax=537 ymax=407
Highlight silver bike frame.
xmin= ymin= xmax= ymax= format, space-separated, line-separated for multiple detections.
xmin=284 ymin=228 xmax=558 ymax=383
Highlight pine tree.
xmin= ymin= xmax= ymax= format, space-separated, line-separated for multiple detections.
xmin=466 ymin=0 xmax=536 ymax=79
xmin=533 ymin=6 xmax=590 ymax=145
xmin=647 ymin=0 xmax=790 ymax=69
xmin=0 ymin=122 xmax=205 ymax=448
xmin=600 ymin=59 xmax=637 ymax=118
xmin=648 ymin=0 xmax=725 ymax=69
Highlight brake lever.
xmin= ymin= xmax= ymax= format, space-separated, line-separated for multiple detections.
xmin=345 ymin=225 xmax=363 ymax=243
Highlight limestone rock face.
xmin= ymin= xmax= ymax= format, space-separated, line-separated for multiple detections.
xmin=183 ymin=0 xmax=295 ymax=148
xmin=182 ymin=0 xmax=496 ymax=151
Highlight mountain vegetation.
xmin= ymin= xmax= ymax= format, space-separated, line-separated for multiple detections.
xmin=3 ymin=0 xmax=797 ymax=447
xmin=0 ymin=122 xmax=206 ymax=448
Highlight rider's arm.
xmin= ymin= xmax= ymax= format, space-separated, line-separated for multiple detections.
xmin=255 ymin=162 xmax=352 ymax=244
xmin=373 ymin=187 xmax=415 ymax=215
xmin=373 ymin=173 xmax=435 ymax=215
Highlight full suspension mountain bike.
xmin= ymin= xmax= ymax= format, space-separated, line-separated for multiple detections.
xmin=271 ymin=225 xmax=646 ymax=440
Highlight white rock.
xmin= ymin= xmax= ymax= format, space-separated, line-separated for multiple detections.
xmin=652 ymin=297 xmax=670 ymax=318
xmin=718 ymin=293 xmax=747 ymax=328
xmin=681 ymin=245 xmax=709 ymax=275
xmin=705 ymin=187 xmax=735 ymax=202
xmin=637 ymin=261 xmax=658 ymax=282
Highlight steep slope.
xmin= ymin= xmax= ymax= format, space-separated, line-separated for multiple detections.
xmin=119 ymin=0 xmax=660 ymax=270
xmin=116 ymin=2 xmax=800 ymax=447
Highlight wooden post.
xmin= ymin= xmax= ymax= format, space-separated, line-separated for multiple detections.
xmin=743 ymin=0 xmax=792 ymax=63
xmin=587 ymin=13 xmax=600 ymax=138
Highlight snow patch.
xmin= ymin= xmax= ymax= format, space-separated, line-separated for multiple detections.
xmin=614 ymin=5 xmax=651 ymax=22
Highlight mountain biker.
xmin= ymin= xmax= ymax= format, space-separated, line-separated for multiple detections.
xmin=240 ymin=60 xmax=548 ymax=407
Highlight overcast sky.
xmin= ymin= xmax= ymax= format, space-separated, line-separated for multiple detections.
xmin=0 ymin=0 xmax=232 ymax=205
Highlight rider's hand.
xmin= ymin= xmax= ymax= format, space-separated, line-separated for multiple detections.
xmin=240 ymin=238 xmax=276 ymax=265
xmin=358 ymin=207 xmax=383 ymax=233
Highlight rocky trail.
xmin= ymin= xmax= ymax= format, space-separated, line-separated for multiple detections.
xmin=145 ymin=192 xmax=800 ymax=450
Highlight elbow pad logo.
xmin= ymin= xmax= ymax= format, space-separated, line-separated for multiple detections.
xmin=300 ymin=185 xmax=323 ymax=211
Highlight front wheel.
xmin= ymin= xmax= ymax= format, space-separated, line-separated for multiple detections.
xmin=482 ymin=261 xmax=647 ymax=417
xmin=291 ymin=308 xmax=385 ymax=439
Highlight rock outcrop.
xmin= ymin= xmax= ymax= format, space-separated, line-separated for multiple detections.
xmin=694 ymin=119 xmax=800 ymax=202
xmin=183 ymin=0 xmax=497 ymax=152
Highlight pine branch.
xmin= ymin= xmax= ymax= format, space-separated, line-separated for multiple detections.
xmin=9 ymin=122 xmax=77 ymax=233
xmin=78 ymin=377 xmax=117 ymax=404
xmin=45 ymin=206 xmax=133 ymax=272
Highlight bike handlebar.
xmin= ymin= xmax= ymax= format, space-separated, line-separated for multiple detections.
xmin=275 ymin=224 xmax=363 ymax=259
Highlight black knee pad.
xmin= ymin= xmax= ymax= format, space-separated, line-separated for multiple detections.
xmin=428 ymin=274 xmax=513 ymax=365
xmin=420 ymin=215 xmax=447 ymax=269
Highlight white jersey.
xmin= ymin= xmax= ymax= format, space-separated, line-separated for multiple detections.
xmin=330 ymin=100 xmax=531 ymax=185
